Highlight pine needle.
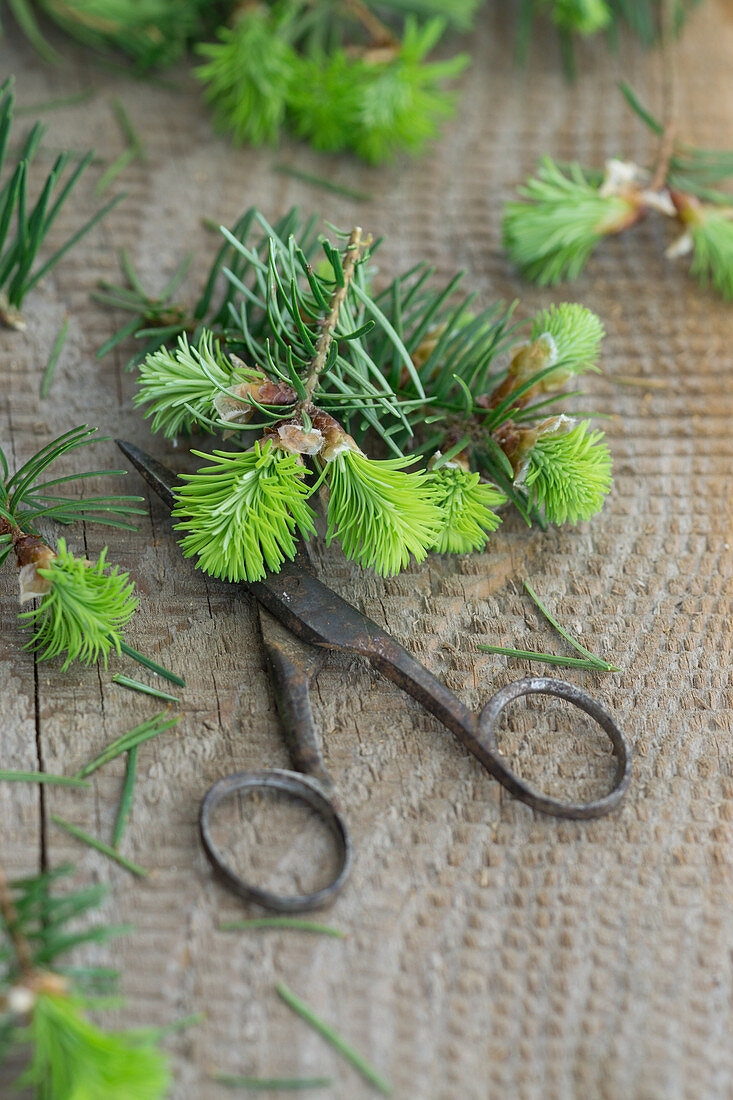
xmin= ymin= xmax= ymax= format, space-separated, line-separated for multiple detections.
xmin=273 ymin=164 xmax=372 ymax=202
xmin=275 ymin=982 xmax=392 ymax=1096
xmin=213 ymin=1075 xmax=334 ymax=1091
xmin=40 ymin=316 xmax=70 ymax=398
xmin=219 ymin=919 xmax=346 ymax=938
xmin=75 ymin=712 xmax=180 ymax=778
xmin=524 ymin=580 xmax=618 ymax=670
xmin=112 ymin=673 xmax=180 ymax=703
xmin=95 ymin=99 xmax=147 ymax=196
xmin=15 ymin=89 xmax=95 ymax=115
xmin=119 ymin=640 xmax=186 ymax=686
xmin=112 ymin=746 xmax=138 ymax=848
xmin=0 ymin=769 xmax=90 ymax=787
xmin=477 ymin=645 xmax=610 ymax=670
xmin=479 ymin=580 xmax=618 ymax=672
xmin=51 ymin=815 xmax=149 ymax=877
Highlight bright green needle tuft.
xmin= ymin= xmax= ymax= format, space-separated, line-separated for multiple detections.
xmin=174 ymin=440 xmax=316 ymax=582
xmin=530 ymin=302 xmax=605 ymax=377
xmin=288 ymin=51 xmax=364 ymax=154
xmin=427 ymin=464 xmax=505 ymax=554
xmin=135 ymin=330 xmax=256 ymax=438
xmin=351 ymin=19 xmax=468 ymax=165
xmin=518 ymin=418 xmax=612 ymax=525
xmin=325 ymin=448 xmax=441 ymax=575
xmin=19 ymin=540 xmax=138 ymax=670
xmin=549 ymin=0 xmax=612 ymax=34
xmin=679 ymin=202 xmax=733 ymax=299
xmin=502 ymin=158 xmax=638 ymax=285
xmin=18 ymin=991 xmax=170 ymax=1099
xmin=195 ymin=5 xmax=298 ymax=146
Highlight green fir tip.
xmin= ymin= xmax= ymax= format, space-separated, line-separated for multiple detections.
xmin=502 ymin=158 xmax=637 ymax=285
xmin=529 ymin=302 xmax=604 ymax=378
xmin=18 ymin=991 xmax=170 ymax=1099
xmin=685 ymin=205 xmax=733 ymax=300
xmin=519 ymin=418 xmax=612 ymax=524
xmin=427 ymin=464 xmax=505 ymax=554
xmin=135 ymin=331 xmax=253 ymax=439
xmin=174 ymin=440 xmax=316 ymax=582
xmin=325 ymin=448 xmax=440 ymax=575
xmin=550 ymin=0 xmax=612 ymax=35
xmin=19 ymin=540 xmax=138 ymax=671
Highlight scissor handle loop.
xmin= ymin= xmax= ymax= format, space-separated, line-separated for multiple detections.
xmin=478 ymin=677 xmax=631 ymax=820
xmin=200 ymin=769 xmax=353 ymax=913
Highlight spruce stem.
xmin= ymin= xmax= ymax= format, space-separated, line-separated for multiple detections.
xmin=301 ymin=226 xmax=369 ymax=407
xmin=0 ymin=865 xmax=36 ymax=979
xmin=344 ymin=0 xmax=398 ymax=47
xmin=650 ymin=0 xmax=679 ymax=192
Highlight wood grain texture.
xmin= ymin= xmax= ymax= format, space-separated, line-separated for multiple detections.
xmin=1 ymin=4 xmax=732 ymax=1097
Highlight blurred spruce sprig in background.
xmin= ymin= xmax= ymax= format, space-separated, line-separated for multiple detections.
xmin=1 ymin=0 xmax=704 ymax=162
xmin=503 ymin=85 xmax=733 ymax=299
xmin=0 ymin=864 xmax=171 ymax=1097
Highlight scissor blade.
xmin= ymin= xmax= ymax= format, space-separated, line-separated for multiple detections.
xmin=115 ymin=439 xmax=178 ymax=510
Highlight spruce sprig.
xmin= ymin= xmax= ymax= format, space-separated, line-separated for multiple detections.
xmin=511 ymin=417 xmax=613 ymax=525
xmin=134 ymin=331 xmax=261 ymax=439
xmin=0 ymin=426 xmax=144 ymax=667
xmin=504 ymin=85 xmax=733 ymax=299
xmin=324 ymin=447 xmax=441 ymax=574
xmin=0 ymin=864 xmax=170 ymax=1098
xmin=426 ymin=463 xmax=505 ymax=554
xmin=0 ymin=78 xmax=122 ymax=329
xmin=194 ymin=5 xmax=468 ymax=162
xmin=174 ymin=441 xmax=317 ymax=582
xmin=103 ymin=210 xmax=613 ymax=579
xmin=502 ymin=157 xmax=643 ymax=286
xmin=19 ymin=539 xmax=138 ymax=670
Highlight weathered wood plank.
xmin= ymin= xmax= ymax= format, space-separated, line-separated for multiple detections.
xmin=1 ymin=5 xmax=733 ymax=1096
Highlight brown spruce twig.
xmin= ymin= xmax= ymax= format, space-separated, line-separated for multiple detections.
xmin=301 ymin=225 xmax=371 ymax=406
xmin=650 ymin=0 xmax=680 ymax=192
xmin=0 ymin=866 xmax=35 ymax=982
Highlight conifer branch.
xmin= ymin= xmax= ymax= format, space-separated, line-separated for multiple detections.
xmin=0 ymin=428 xmax=143 ymax=668
xmin=109 ymin=209 xmax=614 ymax=579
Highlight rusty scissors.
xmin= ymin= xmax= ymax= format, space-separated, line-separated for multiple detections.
xmin=118 ymin=441 xmax=631 ymax=912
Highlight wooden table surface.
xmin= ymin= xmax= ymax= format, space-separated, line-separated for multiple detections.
xmin=1 ymin=5 xmax=732 ymax=1097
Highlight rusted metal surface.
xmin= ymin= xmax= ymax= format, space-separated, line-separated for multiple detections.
xmin=199 ymin=768 xmax=353 ymax=912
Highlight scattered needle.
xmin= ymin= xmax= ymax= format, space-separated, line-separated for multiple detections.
xmin=119 ymin=640 xmax=186 ymax=686
xmin=112 ymin=673 xmax=180 ymax=703
xmin=0 ymin=770 xmax=89 ymax=787
xmin=75 ymin=712 xmax=180 ymax=779
xmin=51 ymin=815 xmax=148 ymax=877
xmin=219 ymin=918 xmax=346 ymax=938
xmin=276 ymin=982 xmax=391 ymax=1096
xmin=111 ymin=745 xmax=138 ymax=849
xmin=478 ymin=581 xmax=619 ymax=673
xmin=40 ymin=316 xmax=70 ymax=397
xmin=213 ymin=1074 xmax=334 ymax=1091
xmin=273 ymin=164 xmax=373 ymax=203
xmin=611 ymin=374 xmax=668 ymax=389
